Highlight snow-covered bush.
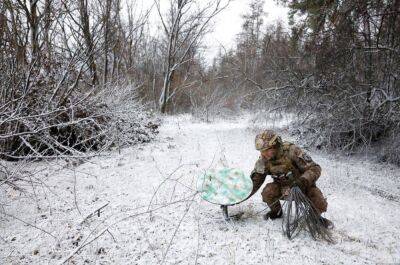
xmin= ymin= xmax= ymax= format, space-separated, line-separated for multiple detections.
xmin=95 ymin=84 xmax=160 ymax=149
xmin=0 ymin=83 xmax=159 ymax=160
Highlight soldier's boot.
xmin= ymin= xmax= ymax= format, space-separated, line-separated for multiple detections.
xmin=319 ymin=216 xmax=334 ymax=229
xmin=263 ymin=210 xmax=282 ymax=220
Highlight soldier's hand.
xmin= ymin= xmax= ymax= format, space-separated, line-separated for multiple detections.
xmin=277 ymin=174 xmax=287 ymax=182
xmin=292 ymin=177 xmax=309 ymax=193
xmin=272 ymin=173 xmax=288 ymax=184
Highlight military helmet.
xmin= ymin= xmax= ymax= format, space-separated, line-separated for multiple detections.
xmin=255 ymin=130 xmax=282 ymax=151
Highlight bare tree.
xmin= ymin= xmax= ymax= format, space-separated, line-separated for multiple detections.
xmin=78 ymin=0 xmax=98 ymax=86
xmin=102 ymin=0 xmax=112 ymax=84
xmin=154 ymin=0 xmax=231 ymax=113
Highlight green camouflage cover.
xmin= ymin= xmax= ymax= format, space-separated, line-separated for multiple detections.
xmin=197 ymin=168 xmax=253 ymax=205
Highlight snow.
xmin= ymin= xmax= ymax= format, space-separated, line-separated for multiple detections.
xmin=1 ymin=113 xmax=400 ymax=264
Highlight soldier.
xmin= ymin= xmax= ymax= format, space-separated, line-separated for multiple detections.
xmin=250 ymin=129 xmax=333 ymax=229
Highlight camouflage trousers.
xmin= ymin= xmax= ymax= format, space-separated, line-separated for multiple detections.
xmin=262 ymin=182 xmax=328 ymax=215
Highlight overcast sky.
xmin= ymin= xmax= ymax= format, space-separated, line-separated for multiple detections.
xmin=203 ymin=0 xmax=289 ymax=63
xmin=133 ymin=0 xmax=289 ymax=65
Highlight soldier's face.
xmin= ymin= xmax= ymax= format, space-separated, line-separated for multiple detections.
xmin=261 ymin=148 xmax=277 ymax=160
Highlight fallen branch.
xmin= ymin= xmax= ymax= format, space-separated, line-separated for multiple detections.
xmin=1 ymin=212 xmax=56 ymax=239
xmin=58 ymin=194 xmax=198 ymax=264
xmin=79 ymin=202 xmax=110 ymax=225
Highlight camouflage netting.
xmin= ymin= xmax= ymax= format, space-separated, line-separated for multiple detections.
xmin=282 ymin=187 xmax=334 ymax=243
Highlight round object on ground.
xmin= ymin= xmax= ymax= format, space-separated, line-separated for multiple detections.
xmin=197 ymin=168 xmax=253 ymax=206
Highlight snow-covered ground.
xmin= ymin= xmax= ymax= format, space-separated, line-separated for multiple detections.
xmin=1 ymin=114 xmax=400 ymax=264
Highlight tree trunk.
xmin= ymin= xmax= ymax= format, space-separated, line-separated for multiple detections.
xmin=103 ymin=0 xmax=111 ymax=84
xmin=79 ymin=0 xmax=98 ymax=86
xmin=43 ymin=0 xmax=52 ymax=72
xmin=29 ymin=0 xmax=39 ymax=63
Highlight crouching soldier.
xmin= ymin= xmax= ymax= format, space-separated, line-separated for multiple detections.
xmin=249 ymin=130 xmax=333 ymax=229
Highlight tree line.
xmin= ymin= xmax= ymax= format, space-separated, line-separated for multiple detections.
xmin=209 ymin=0 xmax=400 ymax=165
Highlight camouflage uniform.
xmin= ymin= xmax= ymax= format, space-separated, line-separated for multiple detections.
xmin=250 ymin=130 xmax=328 ymax=216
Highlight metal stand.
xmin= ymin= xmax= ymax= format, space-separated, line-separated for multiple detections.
xmin=221 ymin=205 xmax=229 ymax=220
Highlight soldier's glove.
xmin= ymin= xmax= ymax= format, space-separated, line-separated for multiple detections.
xmin=276 ymin=174 xmax=287 ymax=182
xmin=292 ymin=177 xmax=309 ymax=194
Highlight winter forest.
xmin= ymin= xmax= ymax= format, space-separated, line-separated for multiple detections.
xmin=1 ymin=0 xmax=400 ymax=264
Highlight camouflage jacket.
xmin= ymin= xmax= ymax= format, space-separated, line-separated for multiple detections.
xmin=250 ymin=142 xmax=321 ymax=195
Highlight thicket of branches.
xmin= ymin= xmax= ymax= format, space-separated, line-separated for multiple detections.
xmin=0 ymin=0 xmax=158 ymax=161
xmin=209 ymin=0 xmax=400 ymax=165
xmin=0 ymin=0 xmax=235 ymax=161
xmin=284 ymin=0 xmax=400 ymax=164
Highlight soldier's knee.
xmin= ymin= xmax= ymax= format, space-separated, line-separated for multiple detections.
xmin=261 ymin=182 xmax=281 ymax=202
